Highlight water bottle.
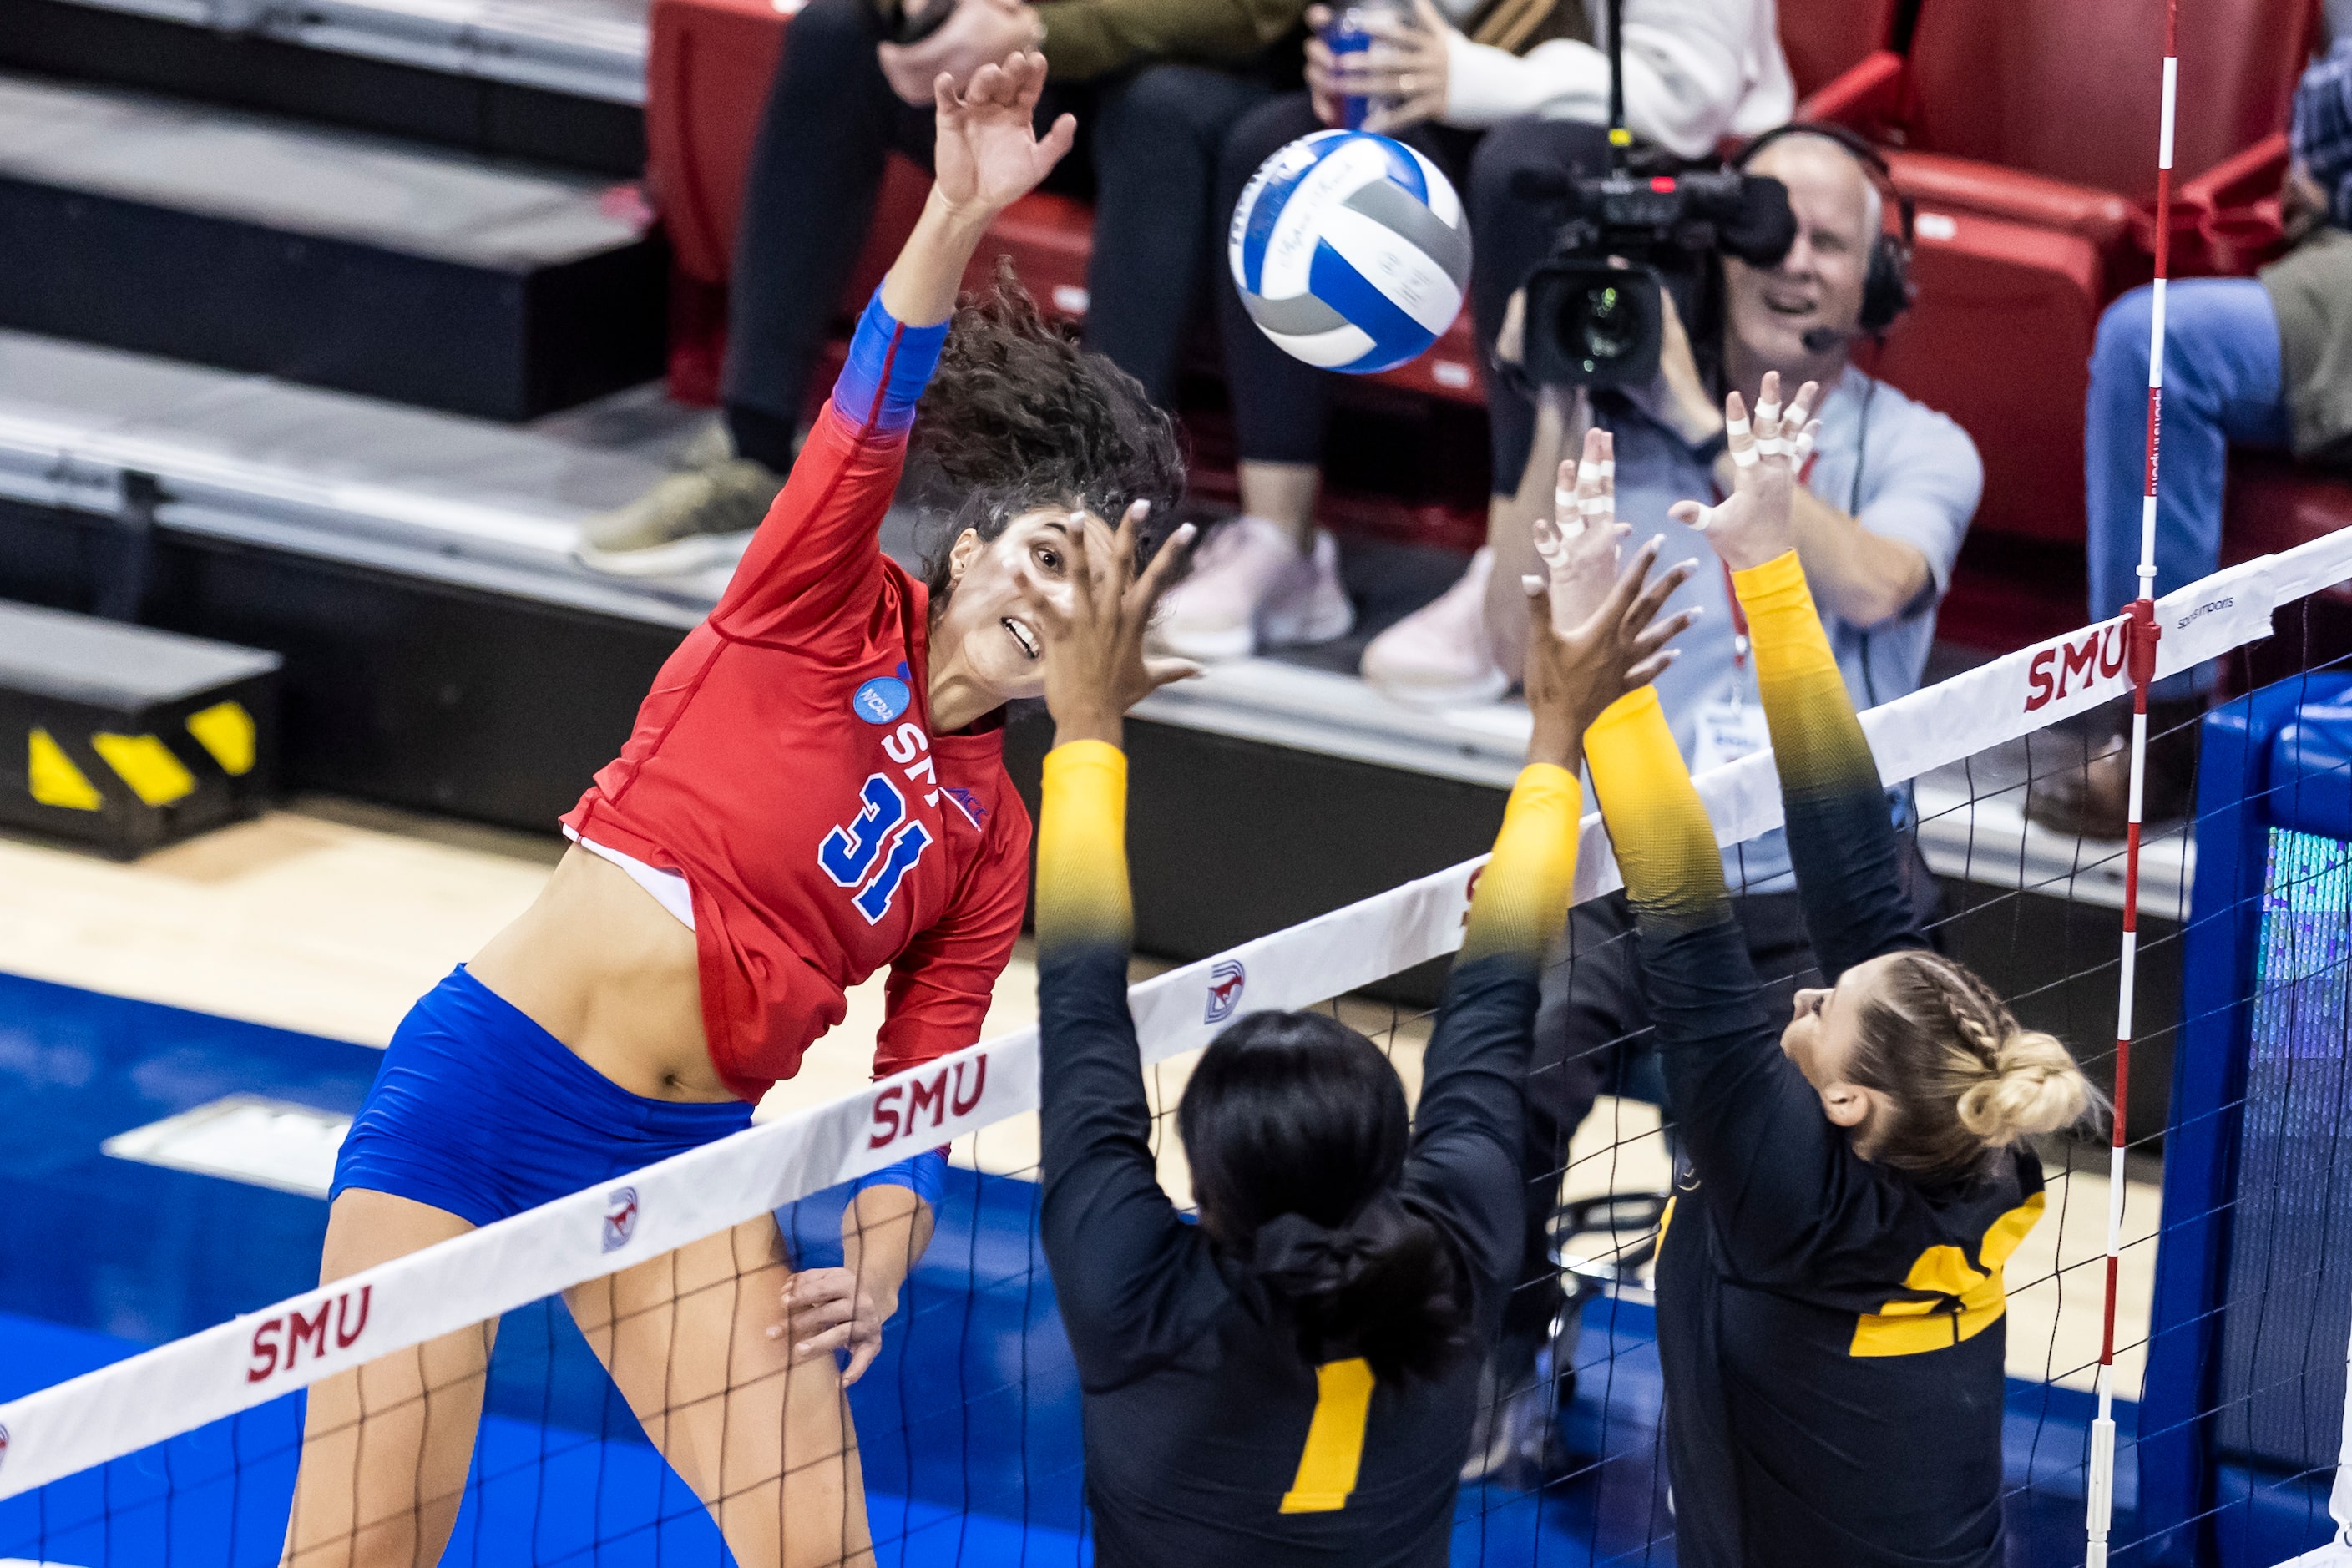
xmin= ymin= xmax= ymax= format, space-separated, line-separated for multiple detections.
xmin=1323 ymin=0 xmax=1413 ymax=131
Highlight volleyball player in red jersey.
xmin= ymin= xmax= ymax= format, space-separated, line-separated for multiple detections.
xmin=286 ymin=53 xmax=1193 ymax=1568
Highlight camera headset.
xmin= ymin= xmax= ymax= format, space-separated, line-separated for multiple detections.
xmin=1731 ymin=122 xmax=1914 ymax=353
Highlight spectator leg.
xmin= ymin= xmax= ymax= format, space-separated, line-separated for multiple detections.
xmin=1214 ymin=94 xmax=1348 ymax=540
xmin=2085 ymin=278 xmax=2289 ymax=701
xmin=1084 ymin=65 xmax=1277 ymax=408
xmin=722 ymin=0 xmax=933 ymax=468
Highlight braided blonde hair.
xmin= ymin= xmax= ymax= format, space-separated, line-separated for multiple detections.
xmin=1844 ymin=951 xmax=2106 ymax=1182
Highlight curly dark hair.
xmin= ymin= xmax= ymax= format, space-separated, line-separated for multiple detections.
xmin=913 ymin=258 xmax=1186 ymax=603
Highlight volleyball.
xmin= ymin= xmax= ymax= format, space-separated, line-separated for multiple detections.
xmin=1228 ymin=130 xmax=1471 ymax=375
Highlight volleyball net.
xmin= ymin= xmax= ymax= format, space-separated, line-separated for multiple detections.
xmin=9 ymin=526 xmax=2352 ymax=1566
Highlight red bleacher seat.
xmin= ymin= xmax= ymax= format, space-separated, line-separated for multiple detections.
xmin=1806 ymin=0 xmax=2318 ymax=544
xmin=1777 ymin=0 xmax=1901 ymax=109
xmin=646 ymin=0 xmax=1090 ymax=402
xmin=645 ymin=0 xmax=786 ymax=290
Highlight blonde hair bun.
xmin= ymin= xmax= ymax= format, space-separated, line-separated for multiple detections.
xmin=1955 ymin=1029 xmax=2098 ymax=1145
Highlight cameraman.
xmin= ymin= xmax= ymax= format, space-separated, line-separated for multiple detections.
xmin=1458 ymin=127 xmax=1985 ymax=1481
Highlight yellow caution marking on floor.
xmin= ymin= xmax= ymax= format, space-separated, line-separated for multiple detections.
xmin=92 ymin=732 xmax=198 ymax=807
xmin=29 ymin=727 xmax=104 ymax=811
xmin=185 ymin=701 xmax=257 ymax=776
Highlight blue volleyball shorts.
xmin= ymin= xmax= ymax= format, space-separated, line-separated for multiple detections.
xmin=331 ymin=966 xmax=943 ymax=1227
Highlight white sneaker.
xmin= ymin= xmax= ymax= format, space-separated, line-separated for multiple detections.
xmin=1151 ymin=517 xmax=1353 ymax=662
xmin=1360 ymin=547 xmax=1509 ymax=706
xmin=2278 ymin=1533 xmax=2352 ymax=1567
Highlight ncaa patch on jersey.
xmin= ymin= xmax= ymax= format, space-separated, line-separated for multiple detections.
xmin=852 ymin=676 xmax=911 ymax=725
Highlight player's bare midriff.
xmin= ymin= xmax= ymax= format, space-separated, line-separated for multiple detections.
xmin=468 ymin=846 xmax=732 ymax=1103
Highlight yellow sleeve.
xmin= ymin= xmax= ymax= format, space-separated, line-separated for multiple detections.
xmin=1586 ymin=686 xmax=1727 ymax=933
xmin=1036 ymin=740 xmax=1132 ymax=953
xmin=1732 ymin=550 xmax=1879 ymax=803
xmin=1460 ymin=764 xmax=1581 ymax=963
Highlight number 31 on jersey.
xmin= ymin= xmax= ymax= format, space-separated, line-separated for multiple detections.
xmin=818 ymin=723 xmax=938 ymax=925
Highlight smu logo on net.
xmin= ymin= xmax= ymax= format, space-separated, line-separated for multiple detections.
xmin=869 ymin=1055 xmax=989 ymax=1150
xmin=246 ymin=1285 xmax=372 ymax=1384
xmin=2023 ymin=620 xmax=2130 ymax=713
xmin=603 ymin=1186 xmax=640 ymax=1253
xmin=1205 ymin=959 xmax=1247 ymax=1025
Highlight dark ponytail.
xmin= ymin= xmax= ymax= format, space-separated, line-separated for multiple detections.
xmin=1177 ymin=1011 xmax=1469 ymax=1381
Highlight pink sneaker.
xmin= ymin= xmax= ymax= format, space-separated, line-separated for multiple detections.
xmin=1360 ymin=547 xmax=1509 ymax=706
xmin=1151 ymin=517 xmax=1353 ymax=661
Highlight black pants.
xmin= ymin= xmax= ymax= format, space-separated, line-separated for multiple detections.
xmin=1499 ymin=846 xmax=1947 ymax=1389
xmin=1211 ymin=100 xmax=1610 ymax=493
xmin=1082 ymin=63 xmax=1286 ymax=406
xmin=721 ymin=2 xmax=1275 ymax=459
xmin=721 ymin=0 xmax=943 ymax=466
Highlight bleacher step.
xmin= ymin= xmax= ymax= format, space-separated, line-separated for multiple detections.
xmin=0 ymin=70 xmax=664 ymax=420
xmin=0 ymin=599 xmax=281 ymax=857
xmin=0 ymin=0 xmax=645 ymax=174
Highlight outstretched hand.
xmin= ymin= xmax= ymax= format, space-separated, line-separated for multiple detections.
xmin=930 ymin=50 xmax=1076 ymax=223
xmin=1669 ymin=370 xmax=1820 ymax=572
xmin=1033 ymin=503 xmax=1200 ymax=747
xmin=1531 ymin=426 xmax=1633 ymax=635
xmin=1520 ymin=537 xmax=1697 ymax=771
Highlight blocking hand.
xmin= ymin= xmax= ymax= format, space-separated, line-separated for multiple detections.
xmin=1530 ymin=425 xmax=1634 ymax=635
xmin=1032 ymin=505 xmax=1200 ymax=746
xmin=1521 ymin=538 xmax=1697 ymax=769
xmin=1670 ymin=370 xmax=1820 ymax=572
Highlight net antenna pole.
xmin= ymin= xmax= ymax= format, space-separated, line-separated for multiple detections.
xmin=2086 ymin=2 xmax=2178 ymax=1562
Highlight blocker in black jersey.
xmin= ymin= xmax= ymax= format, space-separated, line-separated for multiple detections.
xmin=1586 ymin=552 xmax=2051 ymax=1568
xmin=1033 ymin=741 xmax=1581 ymax=1568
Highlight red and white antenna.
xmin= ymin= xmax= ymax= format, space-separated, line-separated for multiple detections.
xmin=2086 ymin=2 xmax=2179 ymax=1562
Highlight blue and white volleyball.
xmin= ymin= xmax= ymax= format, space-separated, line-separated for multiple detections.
xmin=1228 ymin=130 xmax=1471 ymax=375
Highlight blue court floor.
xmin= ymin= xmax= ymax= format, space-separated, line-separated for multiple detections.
xmin=0 ymin=970 xmax=2335 ymax=1565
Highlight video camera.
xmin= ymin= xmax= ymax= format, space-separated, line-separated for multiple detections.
xmin=1516 ymin=168 xmax=1797 ymax=387
xmin=1510 ymin=0 xmax=1797 ymax=387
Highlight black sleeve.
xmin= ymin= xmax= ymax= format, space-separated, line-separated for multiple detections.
xmin=1737 ymin=552 xmax=1929 ymax=979
xmin=1037 ymin=938 xmax=1222 ymax=1390
xmin=1396 ymin=953 xmax=1541 ymax=1305
xmin=1780 ymin=774 xmax=1929 ymax=981
xmin=1640 ymin=916 xmax=1864 ymax=1280
xmin=1582 ymin=685 xmax=1862 ymax=1281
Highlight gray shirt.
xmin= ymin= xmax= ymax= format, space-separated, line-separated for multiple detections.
xmin=2261 ymin=225 xmax=2352 ymax=466
xmin=1597 ymin=363 xmax=1984 ymax=892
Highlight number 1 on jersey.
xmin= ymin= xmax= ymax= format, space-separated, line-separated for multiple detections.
xmin=1280 ymin=1358 xmax=1374 ymax=1514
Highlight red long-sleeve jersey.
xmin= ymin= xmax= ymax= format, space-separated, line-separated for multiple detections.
xmin=563 ymin=298 xmax=1031 ymax=1103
